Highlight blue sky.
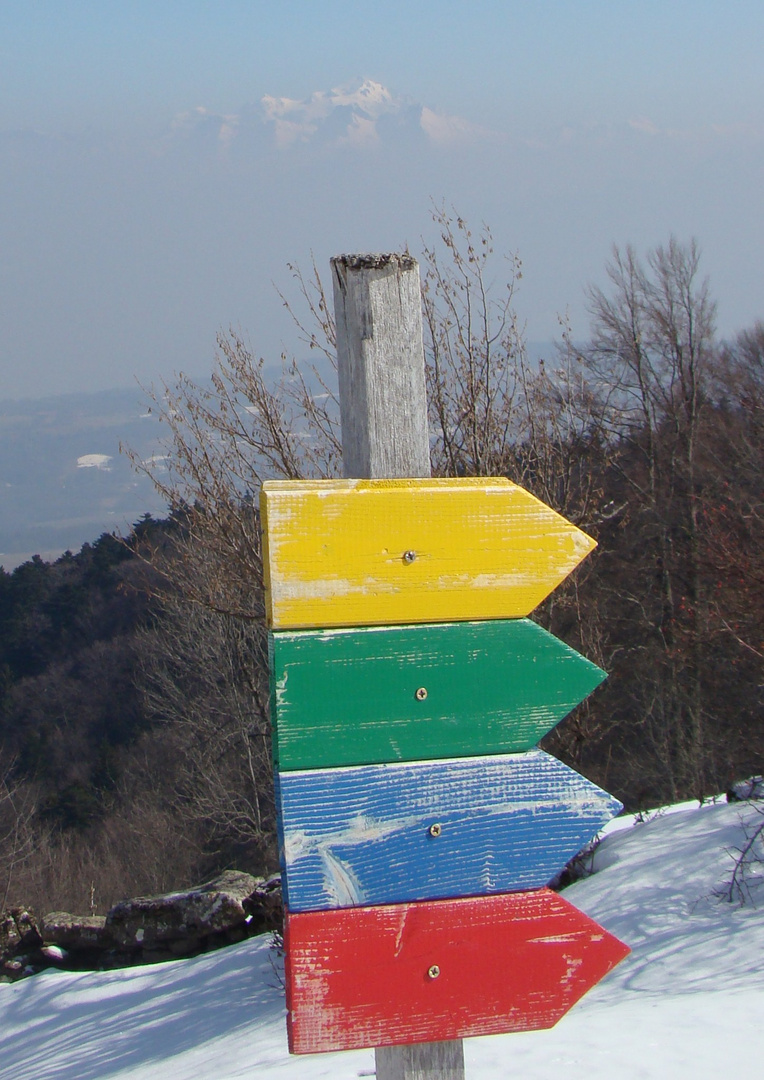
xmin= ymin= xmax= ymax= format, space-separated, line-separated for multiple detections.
xmin=1 ymin=1 xmax=762 ymax=398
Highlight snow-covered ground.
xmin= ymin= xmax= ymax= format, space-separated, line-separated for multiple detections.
xmin=1 ymin=800 xmax=762 ymax=1079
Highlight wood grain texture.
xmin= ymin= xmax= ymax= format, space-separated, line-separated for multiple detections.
xmin=269 ymin=619 xmax=606 ymax=770
xmin=331 ymin=254 xmax=431 ymax=480
xmin=284 ymin=889 xmax=630 ymax=1053
xmin=260 ymin=477 xmax=596 ymax=629
xmin=375 ymin=1041 xmax=464 ymax=1079
xmin=275 ymin=750 xmax=622 ymax=911
xmin=331 ymin=253 xmax=459 ymax=1077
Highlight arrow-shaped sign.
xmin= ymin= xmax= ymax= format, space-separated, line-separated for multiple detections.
xmin=270 ymin=618 xmax=606 ymax=770
xmin=261 ymin=478 xmax=596 ymax=629
xmin=261 ymin=474 xmax=628 ymax=1057
xmin=285 ymin=889 xmax=630 ymax=1053
xmin=276 ymin=750 xmax=621 ymax=911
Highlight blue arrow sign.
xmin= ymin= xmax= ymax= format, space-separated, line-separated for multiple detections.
xmin=276 ymin=750 xmax=621 ymax=912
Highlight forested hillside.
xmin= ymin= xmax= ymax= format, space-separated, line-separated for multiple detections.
xmin=0 ymin=528 xmax=154 ymax=833
xmin=1 ymin=218 xmax=762 ymax=919
xmin=0 ymin=515 xmax=276 ymax=916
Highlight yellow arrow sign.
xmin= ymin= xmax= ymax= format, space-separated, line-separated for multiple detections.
xmin=261 ymin=478 xmax=595 ymax=630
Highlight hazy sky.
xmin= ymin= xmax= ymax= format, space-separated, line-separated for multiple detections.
xmin=1 ymin=1 xmax=762 ymax=400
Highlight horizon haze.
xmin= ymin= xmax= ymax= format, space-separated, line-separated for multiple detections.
xmin=1 ymin=3 xmax=762 ymax=401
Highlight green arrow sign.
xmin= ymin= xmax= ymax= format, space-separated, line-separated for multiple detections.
xmin=270 ymin=618 xmax=606 ymax=771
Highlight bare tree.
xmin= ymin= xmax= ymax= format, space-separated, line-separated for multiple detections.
xmin=127 ymin=210 xmax=619 ymax=797
xmin=136 ymin=567 xmax=276 ymax=867
xmin=126 ymin=217 xmax=760 ymax=816
xmin=582 ymin=238 xmax=719 ymax=801
xmin=421 ymin=207 xmax=611 ymax=536
xmin=0 ymin=753 xmax=41 ymax=911
xmin=421 ymin=206 xmax=525 ymax=478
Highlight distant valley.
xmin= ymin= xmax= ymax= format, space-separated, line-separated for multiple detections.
xmin=0 ymin=344 xmax=551 ymax=570
xmin=0 ymin=388 xmax=170 ymax=569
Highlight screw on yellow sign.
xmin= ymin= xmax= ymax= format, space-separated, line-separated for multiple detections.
xmin=260 ymin=477 xmax=596 ymax=630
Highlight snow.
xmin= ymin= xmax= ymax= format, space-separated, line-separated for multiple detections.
xmin=76 ymin=454 xmax=112 ymax=470
xmin=250 ymin=79 xmax=492 ymax=150
xmin=1 ymin=800 xmax=762 ymax=1079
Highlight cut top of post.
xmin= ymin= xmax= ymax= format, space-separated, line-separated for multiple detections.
xmin=332 ymin=253 xmax=418 ymax=272
xmin=331 ymin=252 xmax=431 ymax=481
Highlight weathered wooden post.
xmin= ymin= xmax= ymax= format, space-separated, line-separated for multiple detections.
xmin=331 ymin=253 xmax=463 ymax=1080
xmin=260 ymin=253 xmax=629 ymax=1078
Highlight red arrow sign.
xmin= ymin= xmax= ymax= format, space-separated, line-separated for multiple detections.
xmin=284 ymin=889 xmax=629 ymax=1054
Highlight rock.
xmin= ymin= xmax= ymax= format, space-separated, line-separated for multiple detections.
xmin=243 ymin=874 xmax=283 ymax=933
xmin=0 ymin=914 xmax=21 ymax=954
xmin=0 ymin=911 xmax=39 ymax=983
xmin=167 ymin=937 xmax=199 ymax=957
xmin=40 ymin=945 xmax=68 ymax=963
xmin=141 ymin=948 xmax=175 ymax=965
xmin=10 ymin=908 xmax=42 ymax=948
xmin=727 ymin=775 xmax=764 ymax=802
xmin=41 ymin=912 xmax=113 ymax=950
xmin=1 ymin=869 xmax=281 ymax=980
xmin=106 ymin=870 xmax=261 ymax=949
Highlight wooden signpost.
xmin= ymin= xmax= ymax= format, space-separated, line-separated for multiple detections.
xmin=277 ymin=750 xmax=621 ymax=910
xmin=261 ymin=476 xmax=596 ymax=628
xmin=270 ymin=618 xmax=606 ymax=770
xmin=260 ymin=254 xmax=628 ymax=1078
xmin=285 ymin=890 xmax=627 ymax=1053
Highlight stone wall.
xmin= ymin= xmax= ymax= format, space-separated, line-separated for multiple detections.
xmin=0 ymin=871 xmax=282 ymax=982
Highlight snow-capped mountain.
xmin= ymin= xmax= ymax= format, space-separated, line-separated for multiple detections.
xmin=169 ymin=78 xmax=496 ymax=153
